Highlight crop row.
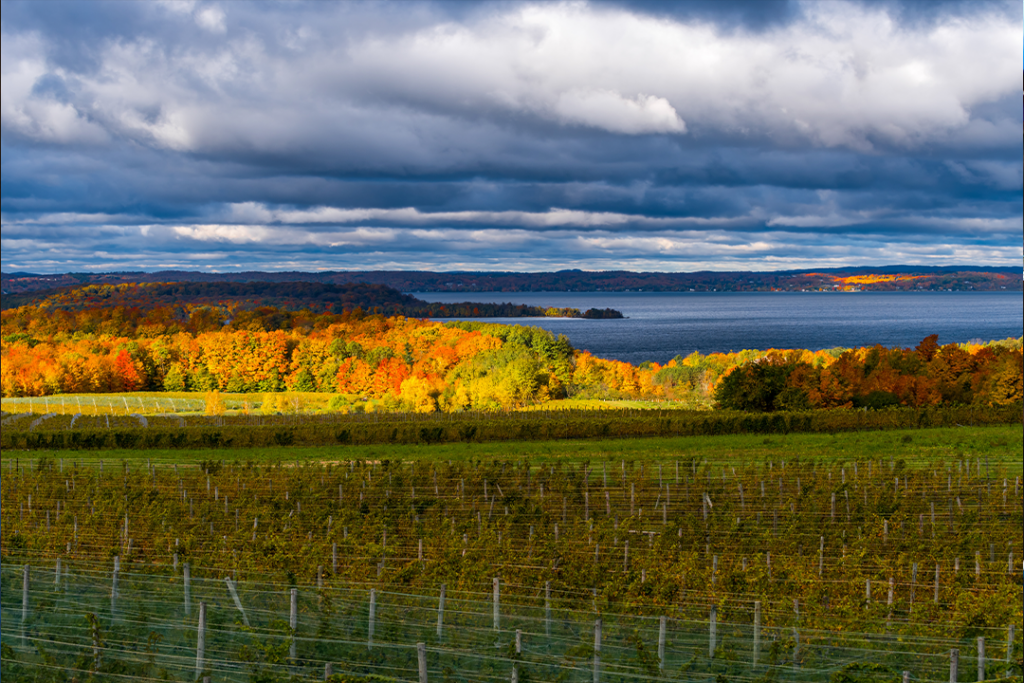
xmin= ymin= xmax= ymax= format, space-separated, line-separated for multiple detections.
xmin=3 ymin=403 xmax=1022 ymax=450
xmin=3 ymin=452 xmax=1020 ymax=641
xmin=2 ymin=562 xmax=1021 ymax=683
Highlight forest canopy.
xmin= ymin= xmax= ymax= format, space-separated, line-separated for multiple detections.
xmin=2 ymin=297 xmax=1020 ymax=412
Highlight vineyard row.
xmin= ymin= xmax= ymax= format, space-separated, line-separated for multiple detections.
xmin=2 ymin=563 xmax=1021 ymax=683
xmin=3 ymin=402 xmax=1022 ymax=450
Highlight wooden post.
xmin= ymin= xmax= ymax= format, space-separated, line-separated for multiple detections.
xmin=903 ymin=672 xmax=910 ymax=683
xmin=418 ymin=642 xmax=428 ymax=683
xmin=112 ymin=556 xmax=120 ymax=619
xmin=793 ymin=599 xmax=800 ymax=665
xmin=226 ymin=577 xmax=250 ymax=627
xmin=658 ymin=616 xmax=667 ymax=672
xmin=493 ymin=577 xmax=500 ymax=631
xmin=332 ymin=543 xmax=338 ymax=575
xmin=436 ymin=585 xmax=445 ymax=640
xmin=184 ymin=562 xmax=191 ymax=617
xmin=290 ymin=588 xmax=298 ymax=661
xmin=512 ymin=630 xmax=522 ymax=683
xmin=325 ymin=663 xmax=333 ymax=681
xmin=977 ymin=637 xmax=985 ymax=681
xmin=709 ymin=605 xmax=717 ymax=659
xmin=1008 ymin=624 xmax=1016 ymax=669
xmin=753 ymin=601 xmax=762 ymax=667
xmin=593 ymin=619 xmax=602 ymax=683
xmin=934 ymin=564 xmax=941 ymax=603
xmin=196 ymin=601 xmax=206 ymax=681
xmin=55 ymin=558 xmax=62 ymax=591
xmin=368 ymin=589 xmax=376 ymax=649
xmin=910 ymin=563 xmax=917 ymax=609
xmin=950 ymin=648 xmax=959 ymax=683
xmin=545 ymin=581 xmax=552 ymax=639
xmin=21 ymin=565 xmax=29 ymax=647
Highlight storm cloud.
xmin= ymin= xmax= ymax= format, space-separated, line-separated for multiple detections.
xmin=1 ymin=0 xmax=1020 ymax=272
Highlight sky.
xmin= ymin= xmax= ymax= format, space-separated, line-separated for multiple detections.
xmin=1 ymin=0 xmax=1021 ymax=274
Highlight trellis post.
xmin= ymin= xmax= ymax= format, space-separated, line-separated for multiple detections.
xmin=290 ymin=588 xmax=298 ymax=662
xmin=436 ymin=585 xmax=445 ymax=640
xmin=196 ymin=601 xmax=207 ymax=681
xmin=368 ymin=588 xmax=376 ymax=649
xmin=658 ymin=616 xmax=667 ymax=672
xmin=21 ymin=565 xmax=29 ymax=647
xmin=545 ymin=581 xmax=552 ymax=639
xmin=493 ymin=577 xmax=500 ymax=631
xmin=418 ymin=642 xmax=428 ymax=683
xmin=709 ymin=605 xmax=718 ymax=659
xmin=753 ymin=601 xmax=762 ymax=667
xmin=111 ymin=556 xmax=120 ymax=620
xmin=512 ymin=629 xmax=522 ymax=683
xmin=183 ymin=562 xmax=191 ymax=617
xmin=1008 ymin=624 xmax=1016 ymax=671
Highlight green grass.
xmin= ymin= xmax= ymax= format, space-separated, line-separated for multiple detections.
xmin=13 ymin=423 xmax=1020 ymax=469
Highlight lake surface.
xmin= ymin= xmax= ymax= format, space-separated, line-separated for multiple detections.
xmin=415 ymin=291 xmax=1024 ymax=365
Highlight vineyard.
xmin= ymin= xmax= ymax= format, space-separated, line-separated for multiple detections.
xmin=2 ymin=403 xmax=1023 ymax=452
xmin=2 ymin=429 xmax=1021 ymax=681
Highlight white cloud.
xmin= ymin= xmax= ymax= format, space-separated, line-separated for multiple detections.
xmin=172 ymin=224 xmax=270 ymax=243
xmin=195 ymin=6 xmax=227 ymax=34
xmin=0 ymin=33 xmax=108 ymax=144
xmin=223 ymin=203 xmax=753 ymax=230
xmin=553 ymin=90 xmax=685 ymax=134
xmin=3 ymin=2 xmax=1018 ymax=152
xmin=156 ymin=0 xmax=197 ymax=16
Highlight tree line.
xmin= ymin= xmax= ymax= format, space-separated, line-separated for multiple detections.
xmin=2 ymin=300 xmax=1021 ymax=411
xmin=1 ymin=281 xmax=622 ymax=320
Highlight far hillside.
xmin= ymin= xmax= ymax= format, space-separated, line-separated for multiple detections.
xmin=2 ymin=266 xmax=1019 ymax=296
xmin=0 ymin=281 xmax=622 ymax=321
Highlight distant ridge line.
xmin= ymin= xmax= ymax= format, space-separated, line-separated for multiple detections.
xmin=2 ymin=265 xmax=1020 ymax=296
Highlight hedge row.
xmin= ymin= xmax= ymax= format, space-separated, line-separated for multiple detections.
xmin=2 ymin=403 xmax=1020 ymax=451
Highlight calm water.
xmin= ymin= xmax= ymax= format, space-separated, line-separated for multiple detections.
xmin=416 ymin=291 xmax=1024 ymax=365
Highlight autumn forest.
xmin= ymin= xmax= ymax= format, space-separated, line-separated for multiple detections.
xmin=2 ymin=283 xmax=1020 ymax=413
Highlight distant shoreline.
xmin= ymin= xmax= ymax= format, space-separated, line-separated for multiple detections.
xmin=3 ymin=265 xmax=1019 ymax=297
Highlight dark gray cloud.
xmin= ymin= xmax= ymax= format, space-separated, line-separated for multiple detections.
xmin=1 ymin=0 xmax=1020 ymax=273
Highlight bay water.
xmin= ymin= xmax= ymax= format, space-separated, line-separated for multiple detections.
xmin=416 ymin=291 xmax=1024 ymax=365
